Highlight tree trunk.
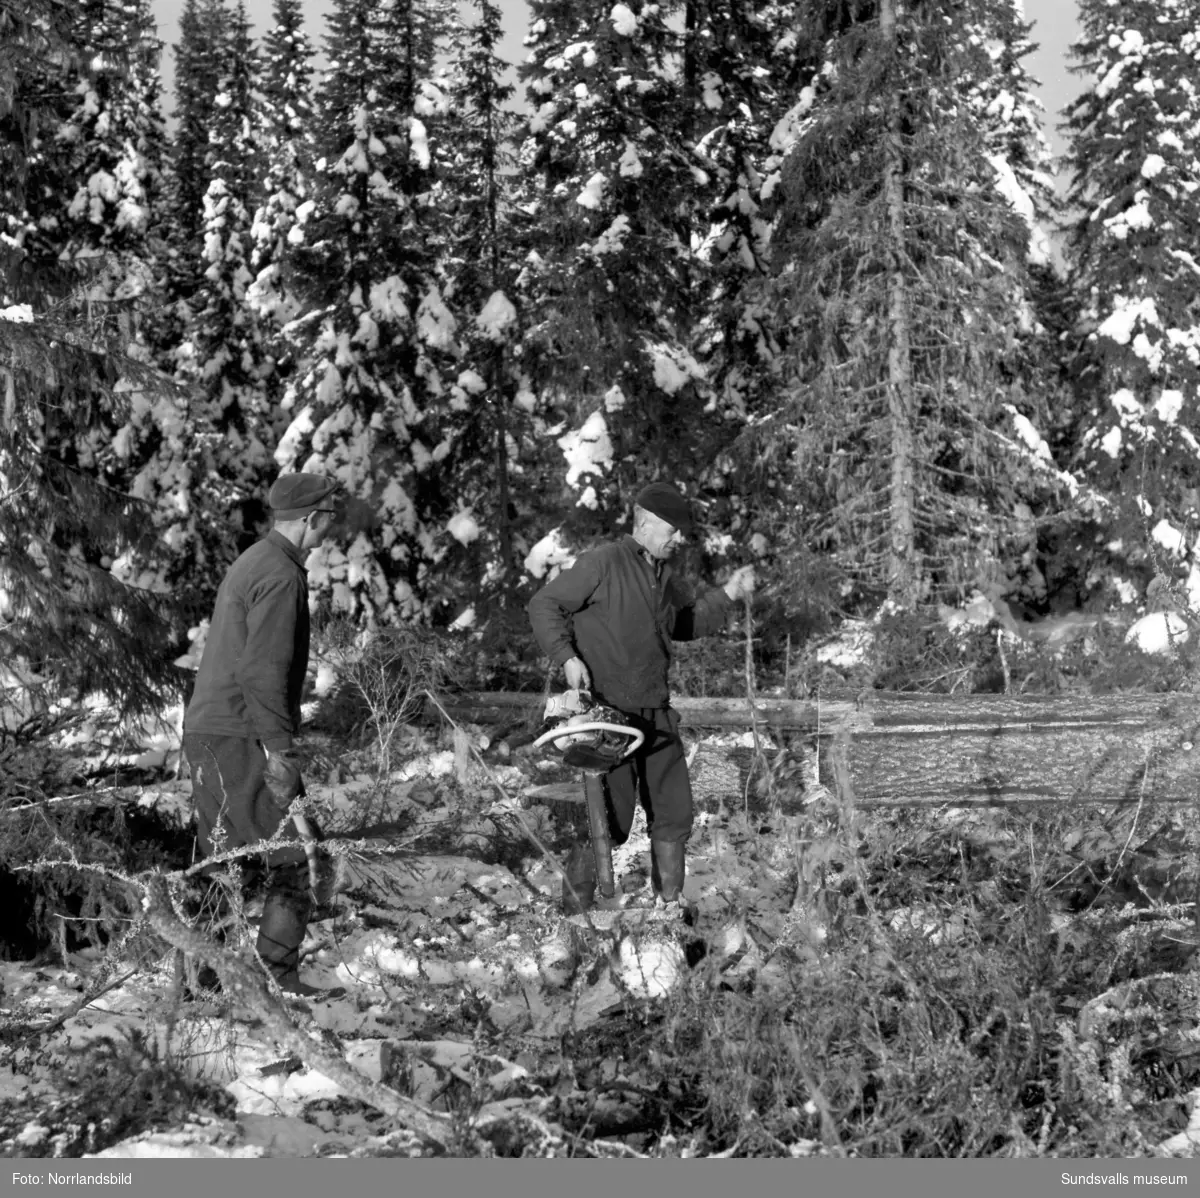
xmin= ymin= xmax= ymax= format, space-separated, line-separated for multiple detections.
xmin=483 ymin=85 xmax=514 ymax=588
xmin=683 ymin=0 xmax=697 ymax=143
xmin=880 ymin=0 xmax=918 ymax=605
xmin=436 ymin=691 xmax=1200 ymax=807
xmin=490 ymin=351 xmax=514 ymax=584
xmin=821 ymin=691 xmax=1200 ymax=807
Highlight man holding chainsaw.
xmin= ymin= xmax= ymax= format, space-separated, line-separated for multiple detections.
xmin=183 ymin=472 xmax=339 ymax=998
xmin=527 ymin=481 xmax=755 ymax=908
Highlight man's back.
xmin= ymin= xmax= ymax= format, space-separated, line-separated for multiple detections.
xmin=184 ymin=532 xmax=309 ymax=744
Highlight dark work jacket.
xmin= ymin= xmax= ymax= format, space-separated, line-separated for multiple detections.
xmin=527 ymin=535 xmax=732 ymax=711
xmin=184 ymin=531 xmax=309 ymax=749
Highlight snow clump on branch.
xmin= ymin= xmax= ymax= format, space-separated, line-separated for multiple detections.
xmin=417 ymin=284 xmax=457 ymax=348
xmin=591 ymin=215 xmax=631 ymax=255
xmin=649 ymin=343 xmax=705 ymax=395
xmin=447 ymin=509 xmax=480 ymax=546
xmin=476 ymin=290 xmax=517 ymax=340
xmin=610 ymin=4 xmax=638 ymax=36
xmin=525 ymin=528 xmax=576 ymax=580
xmin=576 ymin=172 xmax=607 ymax=209
xmin=558 ymin=411 xmax=613 ymax=486
xmin=986 ymin=153 xmax=1050 ymax=265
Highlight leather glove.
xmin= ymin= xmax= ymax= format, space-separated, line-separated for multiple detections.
xmin=263 ymin=747 xmax=303 ymax=805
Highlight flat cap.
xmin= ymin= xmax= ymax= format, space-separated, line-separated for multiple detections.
xmin=635 ymin=481 xmax=693 ymax=535
xmin=268 ymin=472 xmax=339 ymax=520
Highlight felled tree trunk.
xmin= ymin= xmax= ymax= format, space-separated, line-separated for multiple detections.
xmin=445 ymin=691 xmax=1200 ymax=808
xmin=822 ymin=692 xmax=1200 ymax=807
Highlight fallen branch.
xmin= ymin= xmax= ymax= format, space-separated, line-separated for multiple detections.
xmin=2 ymin=785 xmax=128 ymax=813
xmin=142 ymin=873 xmax=454 ymax=1150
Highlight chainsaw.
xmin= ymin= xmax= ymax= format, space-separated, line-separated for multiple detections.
xmin=533 ymin=691 xmax=645 ymax=912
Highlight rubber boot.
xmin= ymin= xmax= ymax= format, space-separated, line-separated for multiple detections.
xmin=255 ymin=868 xmax=343 ymax=999
xmin=256 ymin=877 xmax=310 ymax=992
xmin=650 ymin=838 xmax=686 ymax=903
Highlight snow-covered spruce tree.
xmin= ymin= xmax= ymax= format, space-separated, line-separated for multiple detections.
xmin=247 ymin=0 xmax=318 ymax=339
xmin=160 ymin=0 xmax=231 ymax=342
xmin=765 ymin=0 xmax=1077 ymax=609
xmin=0 ymin=0 xmax=187 ymax=713
xmin=165 ymin=0 xmax=276 ymax=583
xmin=964 ymin=0 xmax=1086 ymax=602
xmin=965 ymin=5 xmax=1083 ymax=487
xmin=968 ymin=0 xmax=1058 ymax=230
xmin=278 ymin=0 xmax=458 ymax=622
xmin=424 ymin=0 xmax=529 ymax=625
xmin=516 ymin=0 xmax=750 ymax=541
xmin=681 ymin=2 xmax=805 ymax=409
xmin=513 ymin=0 xmax=812 ymax=575
xmin=85 ymin=0 xmax=267 ymax=622
xmin=667 ymin=0 xmax=812 ymax=567
xmin=1063 ymin=0 xmax=1200 ymax=607
xmin=1 ymin=0 xmax=98 ymax=276
xmin=50 ymin=0 xmax=213 ymax=611
xmin=57 ymin=0 xmax=168 ymax=320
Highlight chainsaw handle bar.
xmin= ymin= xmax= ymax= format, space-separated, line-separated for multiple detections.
xmin=532 ymin=722 xmax=646 ymax=759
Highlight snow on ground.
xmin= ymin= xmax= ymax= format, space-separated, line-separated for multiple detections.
xmin=48 ymin=700 xmax=187 ymax=775
xmin=1126 ymin=611 xmax=1190 ymax=655
xmin=1 ymin=725 xmax=821 ymax=1159
xmin=815 ymin=618 xmax=874 ymax=667
xmin=12 ymin=686 xmax=1144 ymax=1157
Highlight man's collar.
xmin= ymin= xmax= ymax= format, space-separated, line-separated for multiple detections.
xmin=623 ymin=534 xmax=665 ymax=577
xmin=267 ymin=528 xmax=307 ymax=568
xmin=622 ymin=533 xmax=652 ymax=561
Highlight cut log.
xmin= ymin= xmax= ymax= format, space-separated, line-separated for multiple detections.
xmin=457 ymin=691 xmax=1200 ymax=808
xmin=426 ymin=692 xmax=544 ymax=729
xmin=429 ymin=692 xmax=827 ymax=730
xmin=830 ymin=692 xmax=1200 ymax=807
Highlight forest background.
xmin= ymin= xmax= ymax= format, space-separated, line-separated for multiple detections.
xmin=3 ymin=0 xmax=1200 ymax=715
xmin=5 ymin=0 xmax=1200 ymax=1161
xmin=148 ymin=0 xmax=1080 ymax=162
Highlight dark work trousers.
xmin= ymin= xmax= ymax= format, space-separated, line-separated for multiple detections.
xmin=603 ymin=706 xmax=693 ymax=845
xmin=183 ymin=733 xmax=317 ymax=982
xmin=183 ymin=732 xmax=314 ymax=865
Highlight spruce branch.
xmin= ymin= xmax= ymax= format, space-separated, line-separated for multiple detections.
xmin=142 ymin=872 xmax=455 ymax=1148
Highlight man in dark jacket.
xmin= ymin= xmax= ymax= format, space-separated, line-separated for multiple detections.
xmin=527 ymin=481 xmax=754 ymax=908
xmin=183 ymin=472 xmax=339 ymax=997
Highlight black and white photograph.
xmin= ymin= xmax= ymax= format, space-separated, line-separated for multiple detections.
xmin=1 ymin=0 xmax=1199 ymax=1184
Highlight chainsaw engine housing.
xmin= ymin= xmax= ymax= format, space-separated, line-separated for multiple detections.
xmin=539 ymin=695 xmax=640 ymax=771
